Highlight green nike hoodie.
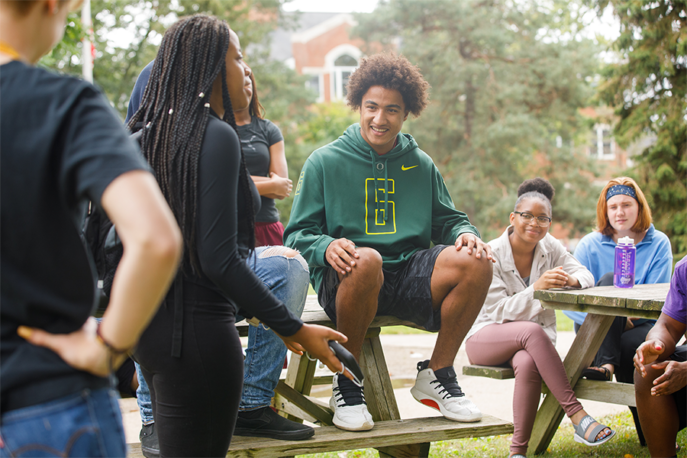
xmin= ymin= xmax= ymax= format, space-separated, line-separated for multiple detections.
xmin=284 ymin=123 xmax=479 ymax=293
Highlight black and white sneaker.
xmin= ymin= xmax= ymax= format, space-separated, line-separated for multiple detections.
xmin=329 ymin=373 xmax=374 ymax=431
xmin=410 ymin=360 xmax=482 ymax=422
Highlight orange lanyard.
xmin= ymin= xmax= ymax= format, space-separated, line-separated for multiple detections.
xmin=0 ymin=42 xmax=22 ymax=61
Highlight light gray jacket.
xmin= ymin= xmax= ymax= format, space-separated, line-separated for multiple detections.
xmin=466 ymin=227 xmax=595 ymax=346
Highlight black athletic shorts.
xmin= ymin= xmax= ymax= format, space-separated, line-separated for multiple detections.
xmin=318 ymin=245 xmax=448 ymax=332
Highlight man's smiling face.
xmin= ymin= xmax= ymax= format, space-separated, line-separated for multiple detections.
xmin=359 ymin=85 xmax=409 ymax=155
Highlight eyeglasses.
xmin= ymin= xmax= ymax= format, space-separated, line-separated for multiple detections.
xmin=514 ymin=212 xmax=552 ymax=227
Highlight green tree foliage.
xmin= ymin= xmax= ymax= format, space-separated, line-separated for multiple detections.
xmin=275 ymin=103 xmax=359 ymax=223
xmin=354 ymin=0 xmax=602 ymax=241
xmin=41 ymin=0 xmax=293 ymax=117
xmin=591 ymin=0 xmax=686 ymax=260
xmin=39 ymin=13 xmax=84 ymax=71
xmin=40 ymin=1 xmax=317 ymax=227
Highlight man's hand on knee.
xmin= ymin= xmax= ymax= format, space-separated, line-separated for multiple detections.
xmin=454 ymin=233 xmax=495 ymax=262
xmin=326 ymin=238 xmax=359 ymax=275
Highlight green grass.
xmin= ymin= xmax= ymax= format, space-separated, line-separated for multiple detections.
xmin=556 ymin=310 xmax=575 ymax=332
xmin=297 ymin=410 xmax=687 ymax=457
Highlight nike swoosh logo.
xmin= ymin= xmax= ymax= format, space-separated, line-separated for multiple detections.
xmin=401 ymin=165 xmax=418 ymax=171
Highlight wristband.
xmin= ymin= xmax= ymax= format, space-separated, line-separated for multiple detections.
xmin=96 ymin=323 xmax=134 ymax=374
xmin=96 ymin=323 xmax=130 ymax=354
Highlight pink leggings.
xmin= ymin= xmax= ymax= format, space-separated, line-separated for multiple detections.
xmin=465 ymin=322 xmax=583 ymax=455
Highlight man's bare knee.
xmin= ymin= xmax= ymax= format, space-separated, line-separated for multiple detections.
xmin=440 ymin=248 xmax=492 ymax=279
xmin=355 ymin=247 xmax=383 ymax=271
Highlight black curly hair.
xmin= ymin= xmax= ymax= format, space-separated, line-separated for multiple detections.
xmin=514 ymin=178 xmax=555 ymax=213
xmin=346 ymin=53 xmax=429 ymax=117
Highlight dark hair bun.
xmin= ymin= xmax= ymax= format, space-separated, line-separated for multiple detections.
xmin=517 ymin=178 xmax=555 ymax=201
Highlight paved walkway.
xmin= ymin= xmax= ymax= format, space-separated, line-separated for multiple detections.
xmin=119 ymin=331 xmax=626 ymax=444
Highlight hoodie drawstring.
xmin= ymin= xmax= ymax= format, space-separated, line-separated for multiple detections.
xmin=370 ymin=152 xmax=390 ymax=223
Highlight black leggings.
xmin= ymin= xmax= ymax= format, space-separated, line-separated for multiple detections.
xmin=135 ymin=287 xmax=244 ymax=457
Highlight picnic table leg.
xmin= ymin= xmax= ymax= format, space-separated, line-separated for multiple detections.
xmin=527 ymin=314 xmax=615 ymax=455
xmin=360 ymin=328 xmax=431 ymax=458
xmin=274 ymin=352 xmax=321 ymax=423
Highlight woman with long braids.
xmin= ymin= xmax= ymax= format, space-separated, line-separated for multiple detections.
xmin=128 ymin=15 xmax=347 ymax=456
xmin=234 ymin=72 xmax=292 ymax=246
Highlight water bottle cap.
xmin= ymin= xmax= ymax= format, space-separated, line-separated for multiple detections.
xmin=618 ymin=236 xmax=634 ymax=246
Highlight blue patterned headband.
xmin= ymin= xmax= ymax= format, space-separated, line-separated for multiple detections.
xmin=606 ymin=184 xmax=637 ymax=201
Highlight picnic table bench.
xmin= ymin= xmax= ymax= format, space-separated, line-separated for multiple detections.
xmin=462 ymin=283 xmax=669 ymax=455
xmin=127 ymin=295 xmax=513 ymax=457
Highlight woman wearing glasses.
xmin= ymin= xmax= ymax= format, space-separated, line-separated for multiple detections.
xmin=465 ymin=178 xmax=614 ymax=457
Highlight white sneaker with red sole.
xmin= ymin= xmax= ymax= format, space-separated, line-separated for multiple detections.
xmin=410 ymin=363 xmax=482 ymax=422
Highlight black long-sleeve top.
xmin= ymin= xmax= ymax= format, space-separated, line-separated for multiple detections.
xmin=192 ymin=112 xmax=303 ymax=337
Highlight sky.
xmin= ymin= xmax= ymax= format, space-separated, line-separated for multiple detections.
xmin=282 ymin=0 xmax=380 ymax=13
xmin=282 ymin=0 xmax=619 ymax=40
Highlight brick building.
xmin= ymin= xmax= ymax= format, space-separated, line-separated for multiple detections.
xmin=270 ymin=13 xmax=368 ymax=103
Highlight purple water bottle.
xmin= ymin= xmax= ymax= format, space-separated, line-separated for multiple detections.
xmin=614 ymin=236 xmax=636 ymax=288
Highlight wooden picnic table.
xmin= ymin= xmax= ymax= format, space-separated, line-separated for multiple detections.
xmin=126 ymin=295 xmax=513 ymax=458
xmin=528 ymin=283 xmax=669 ymax=455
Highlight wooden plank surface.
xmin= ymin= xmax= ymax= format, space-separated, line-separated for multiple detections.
xmin=535 ymin=283 xmax=668 ymax=319
xmin=534 ymin=284 xmax=668 ymax=314
xmin=542 ymin=379 xmax=636 ymax=407
xmin=126 ymin=415 xmax=513 ymax=458
xmin=539 ymin=300 xmax=661 ymax=319
xmin=463 ymin=365 xmax=515 ymax=380
xmin=236 ymin=296 xmax=427 ymax=336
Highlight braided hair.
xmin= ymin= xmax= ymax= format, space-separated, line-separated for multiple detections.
xmin=128 ymin=14 xmax=255 ymax=274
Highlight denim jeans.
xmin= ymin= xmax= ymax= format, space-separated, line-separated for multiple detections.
xmin=0 ymin=388 xmax=125 ymax=458
xmin=136 ymin=245 xmax=309 ymax=421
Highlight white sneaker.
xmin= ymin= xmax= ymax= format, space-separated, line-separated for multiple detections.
xmin=329 ymin=374 xmax=374 ymax=431
xmin=410 ymin=361 xmax=482 ymax=422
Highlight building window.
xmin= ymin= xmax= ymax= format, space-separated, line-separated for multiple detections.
xmin=590 ymin=125 xmax=615 ymax=160
xmin=306 ymin=75 xmax=320 ymax=96
xmin=333 ymin=54 xmax=358 ymax=101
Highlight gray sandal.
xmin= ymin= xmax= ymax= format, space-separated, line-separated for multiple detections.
xmin=573 ymin=415 xmax=615 ymax=446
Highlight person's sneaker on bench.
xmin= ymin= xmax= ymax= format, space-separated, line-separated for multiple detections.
xmin=233 ymin=406 xmax=314 ymax=440
xmin=411 ymin=360 xmax=482 ymax=422
xmin=330 ymin=373 xmax=374 ymax=431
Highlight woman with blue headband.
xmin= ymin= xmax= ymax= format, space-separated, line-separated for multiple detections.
xmin=564 ymin=176 xmax=672 ymax=444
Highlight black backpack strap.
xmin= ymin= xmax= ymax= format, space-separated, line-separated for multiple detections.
xmin=171 ymin=278 xmax=184 ymax=358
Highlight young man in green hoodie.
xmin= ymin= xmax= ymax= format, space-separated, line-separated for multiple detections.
xmin=285 ymin=53 xmax=495 ymax=431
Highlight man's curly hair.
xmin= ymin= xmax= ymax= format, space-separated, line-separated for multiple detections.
xmin=346 ymin=53 xmax=430 ymax=117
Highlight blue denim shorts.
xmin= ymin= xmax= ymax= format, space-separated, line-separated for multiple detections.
xmin=0 ymin=388 xmax=125 ymax=457
xmin=319 ymin=245 xmax=448 ymax=331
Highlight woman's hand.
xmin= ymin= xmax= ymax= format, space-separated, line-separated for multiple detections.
xmin=278 ymin=324 xmax=354 ymax=381
xmin=269 ymin=172 xmax=292 ymax=200
xmin=634 ymin=339 xmax=666 ymax=377
xmin=533 ymin=267 xmax=569 ymax=291
xmin=648 ymin=360 xmax=687 ymax=396
xmin=17 ymin=317 xmax=126 ymax=377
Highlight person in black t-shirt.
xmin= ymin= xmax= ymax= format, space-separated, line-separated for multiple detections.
xmin=0 ymin=0 xmax=182 ymax=456
xmin=235 ymin=72 xmax=291 ymax=246
xmin=127 ymin=15 xmax=349 ymax=457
